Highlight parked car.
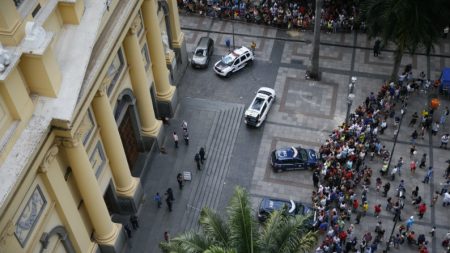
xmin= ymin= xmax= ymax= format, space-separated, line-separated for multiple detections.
xmin=191 ymin=37 xmax=214 ymax=68
xmin=244 ymin=87 xmax=276 ymax=127
xmin=257 ymin=198 xmax=317 ymax=227
xmin=270 ymin=146 xmax=318 ymax=172
xmin=213 ymin=46 xmax=253 ymax=77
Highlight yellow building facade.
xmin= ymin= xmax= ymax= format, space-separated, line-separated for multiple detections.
xmin=0 ymin=0 xmax=187 ymax=252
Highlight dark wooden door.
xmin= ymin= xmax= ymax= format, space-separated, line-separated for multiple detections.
xmin=118 ymin=108 xmax=139 ymax=172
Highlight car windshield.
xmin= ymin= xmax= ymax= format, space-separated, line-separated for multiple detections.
xmin=266 ymin=200 xmax=297 ymax=214
xmin=251 ymin=97 xmax=265 ymax=110
xmin=298 ymin=149 xmax=308 ymax=161
xmin=221 ymin=54 xmax=236 ymax=65
xmin=258 ymin=90 xmax=272 ymax=96
xmin=195 ymin=49 xmax=206 ymax=57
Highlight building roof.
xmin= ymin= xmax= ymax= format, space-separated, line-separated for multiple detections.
xmin=0 ymin=0 xmax=106 ymax=211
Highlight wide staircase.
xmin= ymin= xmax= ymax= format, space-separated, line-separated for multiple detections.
xmin=179 ymin=98 xmax=245 ymax=231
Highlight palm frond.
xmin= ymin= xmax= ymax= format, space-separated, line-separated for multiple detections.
xmin=227 ymin=186 xmax=258 ymax=253
xmin=159 ymin=231 xmax=211 ymax=253
xmin=265 ymin=214 xmax=318 ymax=253
xmin=199 ymin=207 xmax=231 ymax=248
xmin=204 ymin=246 xmax=237 ymax=253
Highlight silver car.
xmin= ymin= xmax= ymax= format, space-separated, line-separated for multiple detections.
xmin=191 ymin=37 xmax=214 ymax=68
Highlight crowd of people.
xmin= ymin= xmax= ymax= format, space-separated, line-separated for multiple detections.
xmin=311 ymin=68 xmax=450 ymax=252
xmin=178 ymin=0 xmax=364 ymax=32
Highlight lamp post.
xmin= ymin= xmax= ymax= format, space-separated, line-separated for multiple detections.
xmin=345 ymin=76 xmax=357 ymax=125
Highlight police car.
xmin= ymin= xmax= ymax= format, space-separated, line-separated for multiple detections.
xmin=244 ymin=87 xmax=276 ymax=127
xmin=213 ymin=46 xmax=254 ymax=77
xmin=257 ymin=198 xmax=317 ymax=227
xmin=270 ymin=146 xmax=318 ymax=172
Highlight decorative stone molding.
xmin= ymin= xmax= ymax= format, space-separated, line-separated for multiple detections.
xmin=22 ymin=22 xmax=47 ymax=51
xmin=39 ymin=145 xmax=59 ymax=173
xmin=0 ymin=43 xmax=11 ymax=74
xmin=129 ymin=16 xmax=142 ymax=35
xmin=0 ymin=220 xmax=15 ymax=246
xmin=96 ymin=76 xmax=111 ymax=97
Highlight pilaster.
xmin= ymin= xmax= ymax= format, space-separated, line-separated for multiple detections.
xmin=38 ymin=145 xmax=93 ymax=253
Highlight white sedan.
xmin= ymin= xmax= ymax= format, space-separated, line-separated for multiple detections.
xmin=244 ymin=87 xmax=276 ymax=127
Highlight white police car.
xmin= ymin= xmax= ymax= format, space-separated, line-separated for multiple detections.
xmin=213 ymin=46 xmax=254 ymax=77
xmin=244 ymin=87 xmax=276 ymax=127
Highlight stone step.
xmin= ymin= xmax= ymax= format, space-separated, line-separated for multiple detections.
xmin=180 ymin=107 xmax=229 ymax=230
xmin=182 ymin=104 xmax=244 ymax=231
xmin=184 ymin=107 xmax=234 ymax=230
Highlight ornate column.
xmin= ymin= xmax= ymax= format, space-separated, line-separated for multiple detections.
xmin=61 ymin=135 xmax=121 ymax=247
xmin=39 ymin=145 xmax=92 ymax=253
xmin=142 ymin=0 xmax=175 ymax=101
xmin=166 ymin=0 xmax=184 ymax=48
xmin=92 ymin=82 xmax=140 ymax=197
xmin=123 ymin=19 xmax=162 ymax=137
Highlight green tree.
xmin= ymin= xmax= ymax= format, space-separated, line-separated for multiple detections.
xmin=160 ymin=186 xmax=317 ymax=253
xmin=363 ymin=0 xmax=449 ymax=82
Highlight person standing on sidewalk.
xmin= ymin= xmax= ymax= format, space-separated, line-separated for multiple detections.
xmin=313 ymin=170 xmax=320 ymax=188
xmin=418 ymin=203 xmax=427 ymax=219
xmin=164 ymin=231 xmax=170 ymax=242
xmin=183 ymin=130 xmax=189 ymax=145
xmin=166 ymin=188 xmax=175 ymax=201
xmin=440 ymin=134 xmax=449 ymax=149
xmin=410 ymin=160 xmax=417 ymax=174
xmin=177 ymin=173 xmax=184 ymax=190
xmin=409 ymin=112 xmax=419 ymax=127
xmin=173 ymin=131 xmax=179 ymax=148
xmin=130 ymin=215 xmax=139 ymax=230
xmin=423 ymin=167 xmax=433 ymax=184
xmin=194 ymin=153 xmax=201 ymax=170
xmin=199 ymin=147 xmax=206 ymax=164
xmin=154 ymin=192 xmax=162 ymax=208
xmin=432 ymin=121 xmax=440 ymax=136
xmin=419 ymin=153 xmax=427 ymax=168
xmin=397 ymin=157 xmax=404 ymax=176
xmin=181 ymin=120 xmax=188 ymax=132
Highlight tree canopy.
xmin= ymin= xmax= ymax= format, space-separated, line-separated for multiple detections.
xmin=363 ymin=0 xmax=450 ymax=81
xmin=160 ymin=186 xmax=317 ymax=253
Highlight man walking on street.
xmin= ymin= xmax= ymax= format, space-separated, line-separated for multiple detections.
xmin=195 ymin=153 xmax=201 ymax=170
xmin=173 ymin=131 xmax=179 ymax=148
xmin=423 ymin=167 xmax=433 ymax=184
xmin=166 ymin=188 xmax=175 ymax=201
xmin=166 ymin=197 xmax=173 ymax=212
xmin=177 ymin=173 xmax=183 ymax=190
xmin=154 ymin=192 xmax=162 ymax=208
xmin=199 ymin=147 xmax=206 ymax=164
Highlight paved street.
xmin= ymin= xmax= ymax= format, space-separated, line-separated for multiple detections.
xmin=124 ymin=15 xmax=450 ymax=253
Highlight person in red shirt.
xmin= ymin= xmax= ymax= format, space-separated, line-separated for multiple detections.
xmin=352 ymin=199 xmax=359 ymax=212
xmin=374 ymin=204 xmax=382 ymax=218
xmin=418 ymin=203 xmax=427 ymax=219
xmin=339 ymin=230 xmax=347 ymax=244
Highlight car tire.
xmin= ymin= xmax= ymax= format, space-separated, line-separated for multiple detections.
xmin=225 ymin=71 xmax=231 ymax=77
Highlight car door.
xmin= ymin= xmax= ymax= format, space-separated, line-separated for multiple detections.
xmin=284 ymin=158 xmax=296 ymax=170
xmin=232 ymin=58 xmax=241 ymax=72
xmin=267 ymin=95 xmax=273 ymax=108
xmin=239 ymin=54 xmax=248 ymax=69
xmin=260 ymin=103 xmax=268 ymax=121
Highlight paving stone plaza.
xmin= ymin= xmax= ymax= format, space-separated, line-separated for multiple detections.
xmin=125 ymin=15 xmax=450 ymax=253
